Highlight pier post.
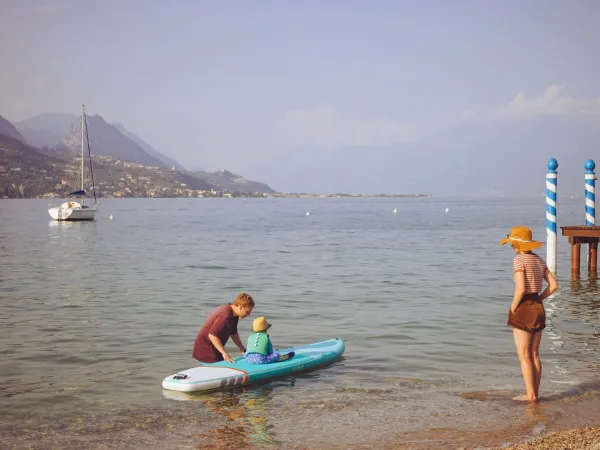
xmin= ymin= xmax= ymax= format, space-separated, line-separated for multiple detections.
xmin=546 ymin=158 xmax=558 ymax=276
xmin=571 ymin=242 xmax=581 ymax=278
xmin=585 ymin=159 xmax=596 ymax=226
xmin=586 ymin=159 xmax=597 ymax=273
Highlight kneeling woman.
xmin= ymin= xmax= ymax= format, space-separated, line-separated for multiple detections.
xmin=501 ymin=226 xmax=559 ymax=402
xmin=245 ymin=317 xmax=294 ymax=364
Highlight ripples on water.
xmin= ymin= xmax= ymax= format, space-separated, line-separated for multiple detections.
xmin=1 ymin=197 xmax=599 ymax=448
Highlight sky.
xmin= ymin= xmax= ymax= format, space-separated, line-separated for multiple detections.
xmin=1 ymin=0 xmax=599 ymax=174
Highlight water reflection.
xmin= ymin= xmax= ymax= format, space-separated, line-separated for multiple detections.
xmin=567 ymin=275 xmax=600 ymax=324
xmin=195 ymin=386 xmax=278 ymax=449
xmin=569 ymin=272 xmax=598 ymax=294
xmin=162 ymin=383 xmax=283 ymax=449
xmin=553 ymin=274 xmax=600 ymax=377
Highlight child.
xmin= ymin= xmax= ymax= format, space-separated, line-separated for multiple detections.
xmin=245 ymin=316 xmax=294 ymax=364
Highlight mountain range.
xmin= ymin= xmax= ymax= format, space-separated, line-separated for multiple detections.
xmin=1 ymin=112 xmax=276 ymax=196
xmin=57 ymin=114 xmax=166 ymax=167
xmin=14 ymin=113 xmax=182 ymax=169
xmin=14 ymin=113 xmax=76 ymax=149
xmin=245 ymin=115 xmax=600 ymax=197
xmin=111 ymin=123 xmax=186 ymax=170
xmin=5 ymin=110 xmax=600 ymax=197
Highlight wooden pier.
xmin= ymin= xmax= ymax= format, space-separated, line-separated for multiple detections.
xmin=561 ymin=226 xmax=600 ymax=278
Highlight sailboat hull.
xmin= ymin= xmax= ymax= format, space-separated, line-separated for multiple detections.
xmin=49 ymin=202 xmax=97 ymax=221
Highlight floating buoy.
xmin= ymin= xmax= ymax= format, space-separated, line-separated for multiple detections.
xmin=108 ymin=214 xmax=113 ymax=220
xmin=306 ymin=211 xmax=310 ymax=216
xmin=393 ymin=208 xmax=398 ymax=214
xmin=445 ymin=208 xmax=450 ymax=213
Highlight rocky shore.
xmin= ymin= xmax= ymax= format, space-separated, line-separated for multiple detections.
xmin=501 ymin=426 xmax=600 ymax=450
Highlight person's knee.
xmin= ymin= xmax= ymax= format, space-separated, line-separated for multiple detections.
xmin=518 ymin=348 xmax=532 ymax=362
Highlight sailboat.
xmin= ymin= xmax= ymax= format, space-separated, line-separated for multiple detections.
xmin=48 ymin=105 xmax=99 ymax=221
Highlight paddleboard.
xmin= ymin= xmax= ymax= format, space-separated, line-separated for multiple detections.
xmin=162 ymin=338 xmax=345 ymax=392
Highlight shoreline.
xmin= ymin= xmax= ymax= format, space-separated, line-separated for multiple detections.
xmin=2 ymin=193 xmax=432 ymax=200
xmin=4 ymin=388 xmax=600 ymax=450
xmin=3 ymin=418 xmax=599 ymax=450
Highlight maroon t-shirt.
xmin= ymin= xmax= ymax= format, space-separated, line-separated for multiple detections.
xmin=192 ymin=304 xmax=239 ymax=363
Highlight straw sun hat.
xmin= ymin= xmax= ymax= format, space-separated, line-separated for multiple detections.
xmin=252 ymin=316 xmax=272 ymax=332
xmin=500 ymin=226 xmax=543 ymax=252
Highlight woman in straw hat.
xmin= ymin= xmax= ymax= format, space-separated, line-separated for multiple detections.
xmin=500 ymin=226 xmax=559 ymax=402
xmin=245 ymin=316 xmax=295 ymax=364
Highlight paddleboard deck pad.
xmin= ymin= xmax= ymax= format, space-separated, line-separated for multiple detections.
xmin=162 ymin=338 xmax=345 ymax=392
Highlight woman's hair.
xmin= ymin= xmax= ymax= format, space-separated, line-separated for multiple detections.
xmin=233 ymin=292 xmax=255 ymax=309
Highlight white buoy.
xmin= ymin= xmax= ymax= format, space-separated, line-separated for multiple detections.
xmin=108 ymin=214 xmax=113 ymax=220
xmin=393 ymin=208 xmax=398 ymax=214
xmin=445 ymin=208 xmax=450 ymax=213
xmin=306 ymin=211 xmax=310 ymax=216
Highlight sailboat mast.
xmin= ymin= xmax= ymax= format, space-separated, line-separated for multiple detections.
xmin=81 ymin=104 xmax=85 ymax=192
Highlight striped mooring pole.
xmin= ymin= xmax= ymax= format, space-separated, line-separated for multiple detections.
xmin=546 ymin=158 xmax=558 ymax=276
xmin=585 ymin=159 xmax=596 ymax=226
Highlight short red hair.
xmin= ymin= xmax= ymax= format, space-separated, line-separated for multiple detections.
xmin=233 ymin=292 xmax=254 ymax=309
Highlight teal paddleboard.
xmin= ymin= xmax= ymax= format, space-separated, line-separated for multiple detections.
xmin=162 ymin=338 xmax=345 ymax=392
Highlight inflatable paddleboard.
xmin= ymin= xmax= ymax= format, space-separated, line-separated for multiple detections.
xmin=162 ymin=338 xmax=345 ymax=392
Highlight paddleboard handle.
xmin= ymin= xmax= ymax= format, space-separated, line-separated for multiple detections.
xmin=173 ymin=374 xmax=188 ymax=380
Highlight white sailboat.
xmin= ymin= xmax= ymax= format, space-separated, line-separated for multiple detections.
xmin=48 ymin=105 xmax=99 ymax=221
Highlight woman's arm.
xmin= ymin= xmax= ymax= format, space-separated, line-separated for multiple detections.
xmin=511 ymin=270 xmax=526 ymax=313
xmin=539 ymin=268 xmax=559 ymax=301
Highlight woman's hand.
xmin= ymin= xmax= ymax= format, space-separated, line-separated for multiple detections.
xmin=238 ymin=345 xmax=246 ymax=354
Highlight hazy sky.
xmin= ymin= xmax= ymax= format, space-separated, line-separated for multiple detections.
xmin=1 ymin=0 xmax=599 ymax=173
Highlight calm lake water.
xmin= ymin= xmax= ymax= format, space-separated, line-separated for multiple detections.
xmin=1 ymin=197 xmax=599 ymax=449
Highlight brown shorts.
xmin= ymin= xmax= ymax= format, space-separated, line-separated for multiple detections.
xmin=507 ymin=293 xmax=546 ymax=333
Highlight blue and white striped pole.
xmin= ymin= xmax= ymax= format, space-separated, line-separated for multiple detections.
xmin=546 ymin=158 xmax=558 ymax=276
xmin=585 ymin=159 xmax=596 ymax=226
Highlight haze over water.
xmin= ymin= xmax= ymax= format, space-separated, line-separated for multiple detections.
xmin=1 ymin=197 xmax=599 ymax=448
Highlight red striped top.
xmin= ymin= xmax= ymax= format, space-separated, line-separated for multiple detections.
xmin=513 ymin=253 xmax=547 ymax=293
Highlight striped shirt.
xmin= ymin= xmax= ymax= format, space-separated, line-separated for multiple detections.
xmin=513 ymin=253 xmax=547 ymax=293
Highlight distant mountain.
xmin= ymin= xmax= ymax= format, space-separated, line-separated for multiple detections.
xmin=0 ymin=132 xmax=69 ymax=198
xmin=13 ymin=113 xmax=77 ymax=148
xmin=111 ymin=122 xmax=186 ymax=171
xmin=3 ymin=112 xmax=277 ymax=196
xmin=0 ymin=114 xmax=26 ymax=143
xmin=247 ymin=116 xmax=600 ymax=196
xmin=0 ymin=134 xmax=276 ymax=197
xmin=59 ymin=114 xmax=168 ymax=168
xmin=190 ymin=169 xmax=277 ymax=194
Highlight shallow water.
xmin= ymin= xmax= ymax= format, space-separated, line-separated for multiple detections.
xmin=1 ymin=197 xmax=599 ymax=448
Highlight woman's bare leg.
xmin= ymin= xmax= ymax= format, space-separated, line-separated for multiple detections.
xmin=512 ymin=328 xmax=538 ymax=402
xmin=531 ymin=330 xmax=543 ymax=396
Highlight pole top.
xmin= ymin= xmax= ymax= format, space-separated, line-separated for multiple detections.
xmin=585 ymin=159 xmax=596 ymax=173
xmin=547 ymin=158 xmax=558 ymax=172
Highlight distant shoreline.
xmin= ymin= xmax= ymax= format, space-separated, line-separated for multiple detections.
xmin=269 ymin=193 xmax=431 ymax=198
xmin=2 ymin=193 xmax=432 ymax=200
